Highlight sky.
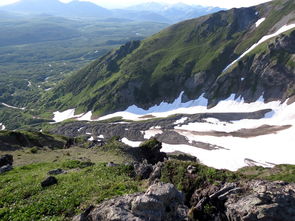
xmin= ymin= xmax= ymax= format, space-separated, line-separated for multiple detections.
xmin=0 ymin=0 xmax=273 ymax=9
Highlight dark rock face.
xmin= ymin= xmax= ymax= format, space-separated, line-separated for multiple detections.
xmin=0 ymin=154 xmax=13 ymax=167
xmin=73 ymin=182 xmax=188 ymax=221
xmin=41 ymin=176 xmax=58 ymax=188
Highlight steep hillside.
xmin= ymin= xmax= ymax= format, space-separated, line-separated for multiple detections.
xmin=42 ymin=0 xmax=295 ymax=117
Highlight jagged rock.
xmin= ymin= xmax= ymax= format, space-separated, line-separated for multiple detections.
xmin=134 ymin=160 xmax=153 ymax=180
xmin=225 ymin=180 xmax=295 ymax=221
xmin=149 ymin=162 xmax=164 ymax=183
xmin=48 ymin=168 xmax=65 ymax=175
xmin=41 ymin=176 xmax=58 ymax=188
xmin=73 ymin=182 xmax=188 ymax=221
xmin=0 ymin=154 xmax=13 ymax=167
xmin=190 ymin=180 xmax=295 ymax=221
xmin=0 ymin=164 xmax=13 ymax=174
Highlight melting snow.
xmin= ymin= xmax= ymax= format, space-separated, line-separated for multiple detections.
xmin=223 ymin=23 xmax=295 ymax=72
xmin=143 ymin=126 xmax=164 ymax=139
xmin=1 ymin=102 xmax=26 ymax=110
xmin=164 ymin=101 xmax=295 ymax=171
xmin=97 ymin=93 xmax=286 ymax=122
xmin=88 ymin=136 xmax=95 ymax=141
xmin=121 ymin=138 xmax=142 ymax=147
xmin=255 ymin=17 xmax=265 ymax=27
xmin=53 ymin=109 xmax=83 ymax=123
xmin=78 ymin=111 xmax=92 ymax=121
xmin=174 ymin=117 xmax=188 ymax=125
xmin=98 ymin=135 xmax=104 ymax=139
xmin=0 ymin=123 xmax=5 ymax=130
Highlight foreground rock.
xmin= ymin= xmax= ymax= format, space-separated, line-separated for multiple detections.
xmin=0 ymin=154 xmax=13 ymax=167
xmin=73 ymin=182 xmax=188 ymax=221
xmin=0 ymin=164 xmax=13 ymax=174
xmin=225 ymin=180 xmax=295 ymax=221
xmin=189 ymin=180 xmax=295 ymax=221
xmin=0 ymin=154 xmax=13 ymax=174
xmin=41 ymin=176 xmax=58 ymax=188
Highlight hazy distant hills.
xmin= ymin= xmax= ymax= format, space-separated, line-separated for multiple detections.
xmin=0 ymin=0 xmax=223 ymax=23
xmin=126 ymin=2 xmax=223 ymax=23
xmin=1 ymin=0 xmax=111 ymax=18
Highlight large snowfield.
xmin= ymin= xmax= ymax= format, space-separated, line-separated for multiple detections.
xmin=52 ymin=92 xmax=295 ymax=171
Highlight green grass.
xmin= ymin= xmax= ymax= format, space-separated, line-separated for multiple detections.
xmin=238 ymin=164 xmax=295 ymax=183
xmin=161 ymin=160 xmax=239 ymax=192
xmin=0 ymin=161 xmax=142 ymax=221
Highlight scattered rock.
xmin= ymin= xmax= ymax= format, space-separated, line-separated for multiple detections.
xmin=187 ymin=165 xmax=197 ymax=174
xmin=41 ymin=176 xmax=58 ymax=188
xmin=48 ymin=168 xmax=65 ymax=175
xmin=0 ymin=154 xmax=13 ymax=167
xmin=106 ymin=162 xmax=118 ymax=167
xmin=0 ymin=164 xmax=13 ymax=174
xmin=73 ymin=182 xmax=188 ymax=221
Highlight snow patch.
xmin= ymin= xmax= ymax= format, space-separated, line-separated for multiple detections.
xmin=78 ymin=111 xmax=92 ymax=121
xmin=121 ymin=138 xmax=142 ymax=147
xmin=174 ymin=117 xmax=188 ymax=125
xmin=143 ymin=126 xmax=163 ymax=139
xmin=255 ymin=17 xmax=265 ymax=27
xmin=1 ymin=102 xmax=26 ymax=110
xmin=98 ymin=135 xmax=104 ymax=139
xmin=53 ymin=109 xmax=83 ymax=123
xmin=88 ymin=136 xmax=95 ymax=141
xmin=0 ymin=123 xmax=5 ymax=130
xmin=223 ymin=23 xmax=295 ymax=72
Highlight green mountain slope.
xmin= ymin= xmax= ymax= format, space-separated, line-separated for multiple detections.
xmin=42 ymin=0 xmax=295 ymax=117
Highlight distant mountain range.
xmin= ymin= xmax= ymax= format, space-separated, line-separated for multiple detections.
xmin=0 ymin=0 xmax=223 ymax=23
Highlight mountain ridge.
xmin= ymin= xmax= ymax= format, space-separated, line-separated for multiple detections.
xmin=41 ymin=0 xmax=295 ymax=117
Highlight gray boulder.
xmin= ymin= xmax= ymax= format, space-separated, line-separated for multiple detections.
xmin=190 ymin=180 xmax=295 ymax=221
xmin=73 ymin=182 xmax=188 ymax=221
xmin=134 ymin=160 xmax=153 ymax=180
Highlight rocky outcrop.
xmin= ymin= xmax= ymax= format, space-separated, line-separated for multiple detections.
xmin=189 ymin=180 xmax=295 ymax=221
xmin=225 ymin=180 xmax=295 ymax=221
xmin=73 ymin=182 xmax=188 ymax=221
